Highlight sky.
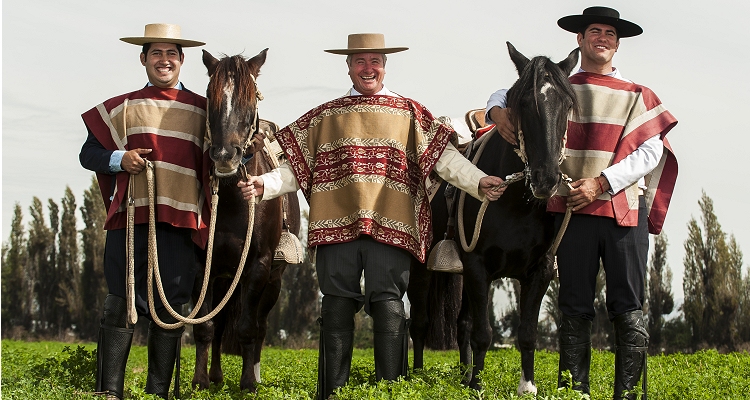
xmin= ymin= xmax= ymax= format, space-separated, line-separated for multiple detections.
xmin=3 ymin=0 xmax=749 ymax=306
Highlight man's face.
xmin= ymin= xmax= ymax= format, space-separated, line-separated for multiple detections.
xmin=140 ymin=42 xmax=184 ymax=88
xmin=577 ymin=23 xmax=619 ymax=69
xmin=348 ymin=53 xmax=386 ymax=95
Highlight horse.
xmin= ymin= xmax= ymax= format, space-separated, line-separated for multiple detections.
xmin=190 ymin=48 xmax=301 ymax=393
xmin=407 ymin=42 xmax=579 ymax=395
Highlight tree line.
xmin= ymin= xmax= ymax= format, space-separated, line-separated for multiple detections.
xmin=2 ymin=182 xmax=748 ymax=354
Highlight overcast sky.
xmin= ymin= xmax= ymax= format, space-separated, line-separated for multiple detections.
xmin=3 ymin=0 xmax=749 ymax=304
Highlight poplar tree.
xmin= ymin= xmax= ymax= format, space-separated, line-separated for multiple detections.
xmin=647 ymin=234 xmax=674 ymax=353
xmin=683 ymin=191 xmax=743 ymax=349
xmin=27 ymin=197 xmax=54 ymax=331
xmin=57 ymin=187 xmax=83 ymax=335
xmin=79 ymin=177 xmax=108 ymax=339
xmin=2 ymin=203 xmax=28 ymax=333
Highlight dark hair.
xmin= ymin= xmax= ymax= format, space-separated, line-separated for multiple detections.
xmin=141 ymin=43 xmax=184 ymax=56
xmin=578 ymin=24 xmax=619 ymax=40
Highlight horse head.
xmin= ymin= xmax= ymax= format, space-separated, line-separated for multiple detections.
xmin=203 ymin=49 xmax=268 ymax=178
xmin=505 ymin=42 xmax=578 ymax=199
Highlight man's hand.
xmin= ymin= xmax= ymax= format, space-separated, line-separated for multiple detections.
xmin=488 ymin=106 xmax=517 ymax=146
xmin=479 ymin=176 xmax=506 ymax=201
xmin=237 ymin=176 xmax=265 ymax=200
xmin=121 ymin=148 xmax=152 ymax=174
xmin=566 ymin=176 xmax=610 ymax=211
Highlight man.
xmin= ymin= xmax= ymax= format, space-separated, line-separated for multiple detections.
xmin=486 ymin=7 xmax=678 ymax=399
xmin=238 ymin=33 xmax=506 ymax=399
xmin=79 ymin=24 xmax=209 ymax=399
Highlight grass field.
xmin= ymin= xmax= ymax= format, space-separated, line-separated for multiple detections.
xmin=2 ymin=340 xmax=749 ymax=399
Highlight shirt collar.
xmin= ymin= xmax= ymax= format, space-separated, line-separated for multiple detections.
xmin=147 ymin=81 xmax=184 ymax=90
xmin=348 ymin=85 xmax=394 ymax=96
xmin=576 ymin=67 xmax=631 ymax=83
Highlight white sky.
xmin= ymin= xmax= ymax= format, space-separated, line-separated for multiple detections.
xmin=3 ymin=0 xmax=749 ymax=305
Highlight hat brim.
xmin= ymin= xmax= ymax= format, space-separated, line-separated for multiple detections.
xmin=324 ymin=47 xmax=409 ymax=55
xmin=120 ymin=37 xmax=205 ymax=47
xmin=558 ymin=15 xmax=642 ymax=38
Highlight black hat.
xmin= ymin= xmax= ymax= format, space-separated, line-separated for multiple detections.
xmin=557 ymin=6 xmax=642 ymax=38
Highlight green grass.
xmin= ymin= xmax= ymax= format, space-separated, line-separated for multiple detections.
xmin=2 ymin=340 xmax=750 ymax=399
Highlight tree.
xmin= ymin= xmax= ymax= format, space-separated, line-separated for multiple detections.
xmin=591 ymin=267 xmax=613 ymax=350
xmin=57 ymin=187 xmax=83 ymax=336
xmin=34 ymin=199 xmax=60 ymax=334
xmin=683 ymin=191 xmax=743 ymax=350
xmin=2 ymin=203 xmax=28 ymax=334
xmin=27 ymin=197 xmax=55 ymax=331
xmin=542 ymin=277 xmax=562 ymax=348
xmin=647 ymin=234 xmax=674 ymax=353
xmin=79 ymin=177 xmax=108 ymax=340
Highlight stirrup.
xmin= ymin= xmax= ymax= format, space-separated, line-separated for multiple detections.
xmin=274 ymin=231 xmax=304 ymax=264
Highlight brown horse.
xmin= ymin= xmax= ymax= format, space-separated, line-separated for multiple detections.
xmin=190 ymin=48 xmax=300 ymax=393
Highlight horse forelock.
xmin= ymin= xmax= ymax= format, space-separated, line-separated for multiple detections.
xmin=507 ymin=56 xmax=577 ymax=121
xmin=207 ymin=55 xmax=259 ymax=118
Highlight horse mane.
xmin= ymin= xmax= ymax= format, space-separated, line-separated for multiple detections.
xmin=206 ymin=54 xmax=259 ymax=114
xmin=506 ymin=56 xmax=578 ymax=122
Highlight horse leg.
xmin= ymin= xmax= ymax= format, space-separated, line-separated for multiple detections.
xmin=462 ymin=259 xmax=493 ymax=390
xmin=407 ymin=260 xmax=431 ymax=369
xmin=208 ymin=278 xmax=231 ymax=385
xmin=237 ymin=258 xmax=271 ymax=392
xmin=252 ymin=263 xmax=287 ymax=383
xmin=515 ymin=268 xmax=552 ymax=396
xmin=191 ymin=271 xmax=214 ymax=390
xmin=457 ymin=287 xmax=473 ymax=384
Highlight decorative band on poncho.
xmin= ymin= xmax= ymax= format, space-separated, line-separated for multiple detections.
xmin=275 ymin=95 xmax=455 ymax=262
xmin=81 ymin=86 xmax=211 ymax=247
xmin=547 ymin=73 xmax=678 ymax=234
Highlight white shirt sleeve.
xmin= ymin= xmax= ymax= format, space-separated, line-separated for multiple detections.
xmin=484 ymin=89 xmax=509 ymax=125
xmin=258 ymin=162 xmax=300 ymax=200
xmin=601 ymin=135 xmax=664 ymax=194
xmin=434 ymin=142 xmax=487 ymax=200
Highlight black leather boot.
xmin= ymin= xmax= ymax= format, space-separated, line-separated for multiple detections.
xmin=557 ymin=315 xmax=592 ymax=394
xmin=145 ymin=307 xmax=184 ymax=399
xmin=370 ymin=299 xmax=410 ymax=382
xmin=96 ymin=295 xmax=134 ymax=400
xmin=316 ymin=296 xmax=358 ymax=400
xmin=613 ymin=310 xmax=649 ymax=400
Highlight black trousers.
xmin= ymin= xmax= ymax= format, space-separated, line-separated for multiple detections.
xmin=104 ymin=222 xmax=199 ymax=316
xmin=555 ymin=197 xmax=649 ymax=321
xmin=315 ymin=235 xmax=412 ymax=315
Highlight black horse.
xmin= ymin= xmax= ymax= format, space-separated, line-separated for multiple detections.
xmin=408 ymin=42 xmax=579 ymax=395
xmin=190 ymin=49 xmax=300 ymax=393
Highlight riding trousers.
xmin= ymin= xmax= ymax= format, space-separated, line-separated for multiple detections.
xmin=555 ymin=197 xmax=649 ymax=321
xmin=103 ymin=222 xmax=199 ymax=316
xmin=315 ymin=235 xmax=411 ymax=315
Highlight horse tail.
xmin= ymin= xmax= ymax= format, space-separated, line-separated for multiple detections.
xmin=425 ymin=271 xmax=463 ymax=350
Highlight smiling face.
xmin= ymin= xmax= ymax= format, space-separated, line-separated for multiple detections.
xmin=347 ymin=52 xmax=386 ymax=95
xmin=577 ymin=23 xmax=619 ymax=74
xmin=140 ymin=42 xmax=184 ymax=88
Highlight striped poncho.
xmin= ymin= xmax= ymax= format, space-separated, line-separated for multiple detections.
xmin=275 ymin=95 xmax=455 ymax=262
xmin=547 ymin=72 xmax=678 ymax=234
xmin=81 ymin=86 xmax=211 ymax=247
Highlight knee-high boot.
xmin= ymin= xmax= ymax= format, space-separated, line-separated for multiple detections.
xmin=96 ymin=295 xmax=134 ymax=400
xmin=370 ymin=299 xmax=410 ymax=382
xmin=558 ymin=315 xmax=592 ymax=394
xmin=145 ymin=307 xmax=184 ymax=399
xmin=613 ymin=310 xmax=649 ymax=400
xmin=316 ymin=295 xmax=358 ymax=400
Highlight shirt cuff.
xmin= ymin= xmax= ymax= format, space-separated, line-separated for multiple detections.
xmin=109 ymin=150 xmax=125 ymax=173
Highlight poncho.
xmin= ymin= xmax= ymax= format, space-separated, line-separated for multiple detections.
xmin=275 ymin=95 xmax=455 ymax=262
xmin=547 ymin=72 xmax=678 ymax=234
xmin=81 ymin=86 xmax=211 ymax=247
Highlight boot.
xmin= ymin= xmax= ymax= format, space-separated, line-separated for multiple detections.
xmin=145 ymin=307 xmax=184 ymax=399
xmin=557 ymin=315 xmax=592 ymax=394
xmin=613 ymin=310 xmax=649 ymax=400
xmin=316 ymin=296 xmax=358 ymax=400
xmin=96 ymin=295 xmax=134 ymax=400
xmin=370 ymin=299 xmax=410 ymax=382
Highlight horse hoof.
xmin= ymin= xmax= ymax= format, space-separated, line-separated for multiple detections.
xmin=192 ymin=376 xmax=210 ymax=390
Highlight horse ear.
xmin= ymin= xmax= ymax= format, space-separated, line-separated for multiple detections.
xmin=557 ymin=47 xmax=580 ymax=76
xmin=203 ymin=50 xmax=220 ymax=76
xmin=247 ymin=48 xmax=268 ymax=75
xmin=506 ymin=42 xmax=529 ymax=75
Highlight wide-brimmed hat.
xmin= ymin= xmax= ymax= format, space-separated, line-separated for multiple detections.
xmin=325 ymin=33 xmax=408 ymax=55
xmin=120 ymin=23 xmax=205 ymax=47
xmin=558 ymin=6 xmax=642 ymax=38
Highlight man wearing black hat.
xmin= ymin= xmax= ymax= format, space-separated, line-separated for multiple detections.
xmin=485 ymin=7 xmax=678 ymax=399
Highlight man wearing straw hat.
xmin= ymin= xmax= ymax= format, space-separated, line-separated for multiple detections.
xmin=485 ymin=7 xmax=678 ymax=399
xmin=238 ymin=33 xmax=506 ymax=398
xmin=79 ymin=23 xmax=209 ymax=399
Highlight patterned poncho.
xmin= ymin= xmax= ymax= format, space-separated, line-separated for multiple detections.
xmin=275 ymin=95 xmax=455 ymax=262
xmin=81 ymin=86 xmax=211 ymax=247
xmin=547 ymin=72 xmax=678 ymax=234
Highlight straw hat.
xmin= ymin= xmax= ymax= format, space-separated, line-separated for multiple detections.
xmin=325 ymin=33 xmax=408 ymax=55
xmin=120 ymin=23 xmax=205 ymax=47
xmin=558 ymin=6 xmax=642 ymax=38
